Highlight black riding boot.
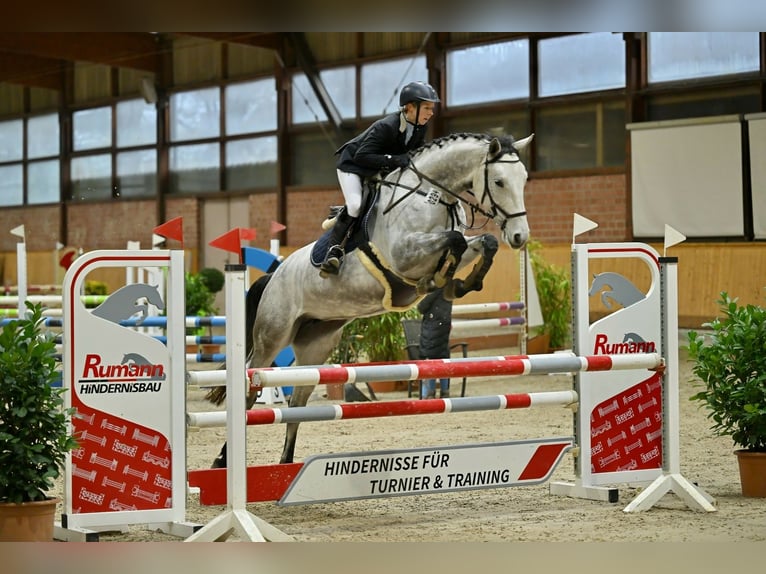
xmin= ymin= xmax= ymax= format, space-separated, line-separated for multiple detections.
xmin=320 ymin=209 xmax=357 ymax=277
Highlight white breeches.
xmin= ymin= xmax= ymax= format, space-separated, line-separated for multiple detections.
xmin=336 ymin=169 xmax=363 ymax=217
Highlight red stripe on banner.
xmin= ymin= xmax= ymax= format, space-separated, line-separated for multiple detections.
xmin=585 ymin=355 xmax=614 ymax=371
xmin=188 ymin=463 xmax=303 ymax=505
xmin=517 ymin=443 xmax=569 ymax=481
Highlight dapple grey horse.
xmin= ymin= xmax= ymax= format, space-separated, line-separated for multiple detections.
xmin=207 ymin=132 xmax=534 ymax=466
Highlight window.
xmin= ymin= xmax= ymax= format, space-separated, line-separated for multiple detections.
xmin=535 ymin=101 xmax=625 ymax=170
xmin=27 ymin=160 xmax=60 ymax=204
xmin=648 ymin=32 xmax=759 ymax=84
xmin=28 ymin=114 xmax=61 ymax=204
xmin=226 ymin=137 xmax=278 ymax=190
xmin=117 ymin=150 xmax=157 ymax=199
xmin=70 ymin=99 xmax=157 ymax=200
xmin=0 ymin=165 xmax=22 ymax=206
xmin=226 ymin=78 xmax=277 ymax=135
xmin=0 ymin=119 xmax=23 ymax=162
xmin=447 ymin=39 xmax=529 ymax=106
xmin=292 ymin=66 xmax=356 ymax=125
xmin=71 ymin=154 xmax=112 ymax=201
xmin=116 ymin=99 xmax=157 ymax=147
xmin=361 ymin=56 xmax=428 ymax=117
xmin=170 ymin=143 xmax=220 ymax=193
xmin=0 ymin=114 xmax=59 ymax=206
xmin=539 ymin=33 xmax=625 ymax=97
xmin=73 ymin=107 xmax=112 ymax=151
xmin=169 ymin=87 xmax=220 ymax=142
xmin=28 ymin=114 xmax=59 ymax=159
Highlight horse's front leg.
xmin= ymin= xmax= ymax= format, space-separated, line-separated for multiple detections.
xmin=445 ymin=233 xmax=499 ymax=300
xmin=416 ymin=230 xmax=467 ymax=295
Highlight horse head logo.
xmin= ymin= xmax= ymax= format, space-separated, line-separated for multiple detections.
xmin=91 ymin=283 xmax=165 ymax=325
xmin=121 ymin=352 xmax=166 ymax=380
xmin=588 ymin=272 xmax=645 ymax=310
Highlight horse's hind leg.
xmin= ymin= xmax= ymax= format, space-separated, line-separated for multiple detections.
xmin=279 ymin=385 xmax=314 ymax=464
xmin=446 ymin=234 xmax=499 ymax=300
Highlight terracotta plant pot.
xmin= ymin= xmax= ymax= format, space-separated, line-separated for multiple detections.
xmin=0 ymin=497 xmax=59 ymax=541
xmin=735 ymin=450 xmax=766 ymax=497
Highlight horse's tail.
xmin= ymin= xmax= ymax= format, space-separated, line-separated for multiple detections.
xmin=204 ymin=273 xmax=273 ymax=406
xmin=245 ymin=273 xmax=271 ymax=358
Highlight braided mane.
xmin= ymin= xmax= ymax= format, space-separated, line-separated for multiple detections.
xmin=410 ymin=132 xmax=518 ymax=158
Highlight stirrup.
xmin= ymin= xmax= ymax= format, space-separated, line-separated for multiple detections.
xmin=319 ymin=246 xmax=344 ymax=277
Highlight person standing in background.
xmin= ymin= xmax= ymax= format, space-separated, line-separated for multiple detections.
xmin=417 ymin=287 xmax=453 ymax=399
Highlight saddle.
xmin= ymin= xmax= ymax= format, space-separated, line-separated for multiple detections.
xmin=309 ymin=181 xmax=423 ymax=309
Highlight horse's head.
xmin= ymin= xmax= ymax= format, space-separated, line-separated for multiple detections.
xmin=473 ymin=133 xmax=533 ymax=249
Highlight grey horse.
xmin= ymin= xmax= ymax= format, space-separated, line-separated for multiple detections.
xmin=207 ymin=132 xmax=534 ymax=466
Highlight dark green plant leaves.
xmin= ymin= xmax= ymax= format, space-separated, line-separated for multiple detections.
xmin=0 ymin=302 xmax=79 ymax=503
xmin=688 ymin=291 xmax=766 ymax=452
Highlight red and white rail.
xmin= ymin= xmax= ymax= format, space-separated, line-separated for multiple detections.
xmin=187 ymin=390 xmax=579 ymax=428
xmin=186 ymin=352 xmax=663 ymax=389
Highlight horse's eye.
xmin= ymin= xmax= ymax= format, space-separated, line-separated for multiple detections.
xmin=494 ymin=179 xmax=505 ymax=188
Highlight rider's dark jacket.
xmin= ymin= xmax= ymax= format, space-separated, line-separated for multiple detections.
xmin=335 ymin=111 xmax=428 ymax=177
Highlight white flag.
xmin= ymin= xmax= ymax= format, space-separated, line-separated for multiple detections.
xmin=664 ymin=224 xmax=686 ymax=251
xmin=10 ymin=224 xmax=25 ymax=240
xmin=572 ymin=213 xmax=598 ymax=241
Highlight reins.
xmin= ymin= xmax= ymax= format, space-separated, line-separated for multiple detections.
xmin=374 ymin=144 xmax=526 ymax=232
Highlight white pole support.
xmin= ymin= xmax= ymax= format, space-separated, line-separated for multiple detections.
xmin=185 ymin=264 xmax=293 ymax=542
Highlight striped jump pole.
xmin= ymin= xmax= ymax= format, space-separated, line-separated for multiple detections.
xmin=450 ymin=317 xmax=525 ymax=338
xmin=0 ymin=294 xmax=107 ymax=306
xmin=249 ymin=353 xmax=662 ymax=388
xmin=185 ymin=352 xmax=663 ymax=388
xmin=451 ymin=301 xmax=525 ymax=315
xmin=187 ymin=390 xmax=579 ymax=428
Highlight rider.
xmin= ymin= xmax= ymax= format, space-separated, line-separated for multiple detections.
xmin=319 ymin=80 xmax=440 ymax=277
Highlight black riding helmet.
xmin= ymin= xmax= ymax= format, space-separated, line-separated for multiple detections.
xmin=399 ymin=81 xmax=440 ymax=106
xmin=399 ymin=82 xmax=440 ymax=127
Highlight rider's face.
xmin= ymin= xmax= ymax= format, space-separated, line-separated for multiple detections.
xmin=405 ymin=102 xmax=436 ymax=125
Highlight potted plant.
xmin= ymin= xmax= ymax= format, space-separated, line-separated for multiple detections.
xmin=527 ymin=240 xmax=571 ymax=352
xmin=687 ymin=291 xmax=766 ymax=497
xmin=184 ymin=269 xmax=223 ymax=353
xmin=329 ymin=309 xmax=419 ymax=395
xmin=0 ymin=302 xmax=79 ymax=540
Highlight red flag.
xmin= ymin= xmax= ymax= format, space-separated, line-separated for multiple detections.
xmin=153 ymin=217 xmax=184 ymax=246
xmin=270 ymin=221 xmax=287 ymax=236
xmin=209 ymin=228 xmax=244 ymax=256
xmin=59 ymin=248 xmax=77 ymax=270
xmin=239 ymin=227 xmax=257 ymax=241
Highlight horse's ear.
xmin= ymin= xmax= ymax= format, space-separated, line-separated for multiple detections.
xmin=514 ymin=133 xmax=534 ymax=151
xmin=488 ymin=137 xmax=503 ymax=158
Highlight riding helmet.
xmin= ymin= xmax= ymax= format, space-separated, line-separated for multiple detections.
xmin=399 ymin=81 xmax=440 ymax=106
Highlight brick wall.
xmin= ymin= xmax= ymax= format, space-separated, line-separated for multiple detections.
xmin=526 ymin=173 xmax=629 ymax=243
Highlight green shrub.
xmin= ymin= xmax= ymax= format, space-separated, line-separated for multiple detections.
xmin=0 ymin=303 xmax=79 ymax=503
xmin=688 ymin=292 xmax=766 ymax=452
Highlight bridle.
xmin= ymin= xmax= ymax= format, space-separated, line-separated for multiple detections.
xmin=378 ymin=148 xmax=527 ymax=232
